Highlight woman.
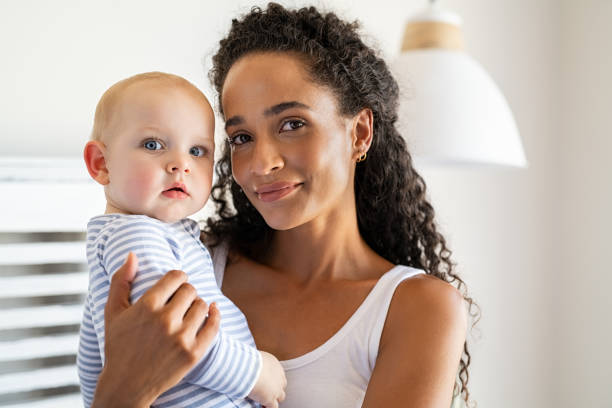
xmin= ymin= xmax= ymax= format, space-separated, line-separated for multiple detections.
xmin=92 ymin=3 xmax=475 ymax=407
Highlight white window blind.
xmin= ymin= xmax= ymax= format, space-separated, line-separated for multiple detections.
xmin=0 ymin=158 xmax=105 ymax=407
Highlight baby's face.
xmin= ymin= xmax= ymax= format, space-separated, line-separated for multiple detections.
xmin=102 ymin=81 xmax=215 ymax=223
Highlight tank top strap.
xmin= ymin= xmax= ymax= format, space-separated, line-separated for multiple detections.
xmin=209 ymin=241 xmax=230 ymax=288
xmin=367 ymin=265 xmax=425 ymax=369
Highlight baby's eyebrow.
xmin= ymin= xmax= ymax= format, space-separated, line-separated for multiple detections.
xmin=140 ymin=126 xmax=162 ymax=133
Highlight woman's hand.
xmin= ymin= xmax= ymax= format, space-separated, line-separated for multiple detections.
xmin=92 ymin=252 xmax=220 ymax=407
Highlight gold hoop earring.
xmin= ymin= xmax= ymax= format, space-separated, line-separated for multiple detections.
xmin=357 ymin=152 xmax=367 ymax=163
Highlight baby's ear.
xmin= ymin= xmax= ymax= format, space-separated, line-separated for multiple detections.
xmin=83 ymin=140 xmax=110 ymax=185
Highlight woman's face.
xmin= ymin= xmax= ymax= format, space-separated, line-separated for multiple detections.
xmin=221 ymin=52 xmax=359 ymax=230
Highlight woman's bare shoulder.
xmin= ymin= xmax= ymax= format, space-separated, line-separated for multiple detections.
xmin=378 ymin=272 xmax=467 ymax=359
xmin=398 ymin=273 xmax=464 ymax=308
xmin=389 ymin=274 xmax=467 ymax=331
xmin=362 ymin=273 xmax=467 ymax=406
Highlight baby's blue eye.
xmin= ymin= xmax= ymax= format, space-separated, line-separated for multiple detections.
xmin=190 ymin=146 xmax=205 ymax=157
xmin=143 ymin=140 xmax=163 ymax=150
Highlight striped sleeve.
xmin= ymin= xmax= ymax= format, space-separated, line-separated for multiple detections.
xmin=77 ymin=298 xmax=102 ymax=408
xmin=99 ymin=219 xmax=182 ymax=303
xmin=95 ymin=218 xmax=262 ymax=399
xmin=184 ymin=330 xmax=262 ymax=399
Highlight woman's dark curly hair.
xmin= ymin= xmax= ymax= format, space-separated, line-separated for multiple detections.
xmin=206 ymin=2 xmax=479 ymax=405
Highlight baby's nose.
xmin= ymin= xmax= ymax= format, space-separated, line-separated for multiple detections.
xmin=166 ymin=161 xmax=190 ymax=174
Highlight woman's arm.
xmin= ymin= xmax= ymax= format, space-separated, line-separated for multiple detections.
xmin=91 ymin=253 xmax=220 ymax=407
xmin=362 ymin=275 xmax=467 ymax=408
xmin=92 ymin=220 xmax=263 ymax=400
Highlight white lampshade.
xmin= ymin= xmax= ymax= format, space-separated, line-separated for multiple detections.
xmin=391 ymin=4 xmax=527 ymax=167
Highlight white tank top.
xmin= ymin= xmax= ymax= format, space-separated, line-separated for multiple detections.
xmin=212 ymin=243 xmax=425 ymax=408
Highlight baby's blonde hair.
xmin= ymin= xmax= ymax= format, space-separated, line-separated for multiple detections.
xmin=91 ymin=72 xmax=208 ymax=141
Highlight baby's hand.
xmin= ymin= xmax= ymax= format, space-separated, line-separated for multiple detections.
xmin=247 ymin=351 xmax=287 ymax=408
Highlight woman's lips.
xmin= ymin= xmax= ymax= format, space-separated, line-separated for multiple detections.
xmin=255 ymin=182 xmax=302 ymax=202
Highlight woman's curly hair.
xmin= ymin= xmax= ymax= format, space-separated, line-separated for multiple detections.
xmin=206 ymin=3 xmax=479 ymax=404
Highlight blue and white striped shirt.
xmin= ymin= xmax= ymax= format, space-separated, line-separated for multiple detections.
xmin=77 ymin=214 xmax=261 ymax=407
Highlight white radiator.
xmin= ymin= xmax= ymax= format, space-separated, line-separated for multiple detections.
xmin=0 ymin=157 xmax=105 ymax=407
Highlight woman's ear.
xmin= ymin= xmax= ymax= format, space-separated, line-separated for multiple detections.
xmin=84 ymin=140 xmax=110 ymax=185
xmin=351 ymin=108 xmax=374 ymax=162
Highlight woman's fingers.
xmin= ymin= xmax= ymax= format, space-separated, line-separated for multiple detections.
xmin=167 ymin=282 xmax=199 ymax=320
xmin=139 ymin=269 xmax=188 ymax=310
xmin=182 ymin=297 xmax=209 ymax=337
xmin=193 ymin=302 xmax=221 ymax=355
xmin=97 ymin=266 xmax=217 ymax=407
xmin=105 ymin=252 xmax=138 ymax=325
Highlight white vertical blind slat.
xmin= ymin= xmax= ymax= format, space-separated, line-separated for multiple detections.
xmin=0 ymin=394 xmax=83 ymax=408
xmin=0 ymin=334 xmax=80 ymax=362
xmin=0 ymin=273 xmax=88 ymax=298
xmin=0 ymin=365 xmax=79 ymax=394
xmin=0 ymin=159 xmax=105 ymax=406
xmin=0 ymin=305 xmax=83 ymax=330
xmin=0 ymin=242 xmax=86 ymax=265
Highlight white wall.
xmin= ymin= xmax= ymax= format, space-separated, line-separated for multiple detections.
xmin=1 ymin=1 xmax=609 ymax=407
xmin=557 ymin=1 xmax=612 ymax=407
xmin=421 ymin=1 xmax=560 ymax=406
xmin=0 ymin=0 xmax=409 ymax=157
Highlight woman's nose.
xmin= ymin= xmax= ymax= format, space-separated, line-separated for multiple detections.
xmin=250 ymin=140 xmax=284 ymax=175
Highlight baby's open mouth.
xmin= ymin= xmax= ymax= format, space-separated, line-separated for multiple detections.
xmin=166 ymin=187 xmax=185 ymax=193
xmin=162 ymin=184 xmax=188 ymax=199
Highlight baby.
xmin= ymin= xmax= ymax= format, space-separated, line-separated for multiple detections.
xmin=77 ymin=72 xmax=285 ymax=408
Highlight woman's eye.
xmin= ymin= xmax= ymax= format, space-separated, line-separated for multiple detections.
xmin=280 ymin=119 xmax=305 ymax=132
xmin=228 ymin=133 xmax=252 ymax=146
xmin=189 ymin=146 xmax=206 ymax=157
xmin=143 ymin=139 xmax=163 ymax=151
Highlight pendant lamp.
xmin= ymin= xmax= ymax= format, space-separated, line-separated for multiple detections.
xmin=391 ymin=1 xmax=527 ymax=167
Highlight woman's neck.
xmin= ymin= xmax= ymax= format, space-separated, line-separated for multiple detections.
xmin=263 ymin=203 xmax=390 ymax=285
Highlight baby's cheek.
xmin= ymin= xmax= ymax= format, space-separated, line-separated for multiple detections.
xmin=124 ymin=167 xmax=158 ymax=205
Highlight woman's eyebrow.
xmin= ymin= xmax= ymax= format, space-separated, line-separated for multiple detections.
xmin=264 ymin=101 xmax=311 ymax=116
xmin=225 ymin=101 xmax=311 ymax=130
xmin=225 ymin=115 xmax=244 ymax=130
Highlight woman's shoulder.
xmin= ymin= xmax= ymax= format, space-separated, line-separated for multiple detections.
xmin=397 ymin=272 xmax=463 ymax=301
xmin=397 ymin=273 xmax=465 ymax=319
xmin=363 ymin=272 xmax=468 ymax=405
xmin=384 ymin=272 xmax=467 ymax=342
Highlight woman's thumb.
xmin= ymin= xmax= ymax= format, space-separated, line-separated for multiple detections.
xmin=104 ymin=252 xmax=138 ymax=323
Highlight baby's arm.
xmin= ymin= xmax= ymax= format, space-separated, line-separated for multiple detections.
xmin=93 ymin=217 xmax=282 ymax=402
xmin=247 ymin=351 xmax=287 ymax=408
xmin=77 ymin=299 xmax=103 ymax=407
